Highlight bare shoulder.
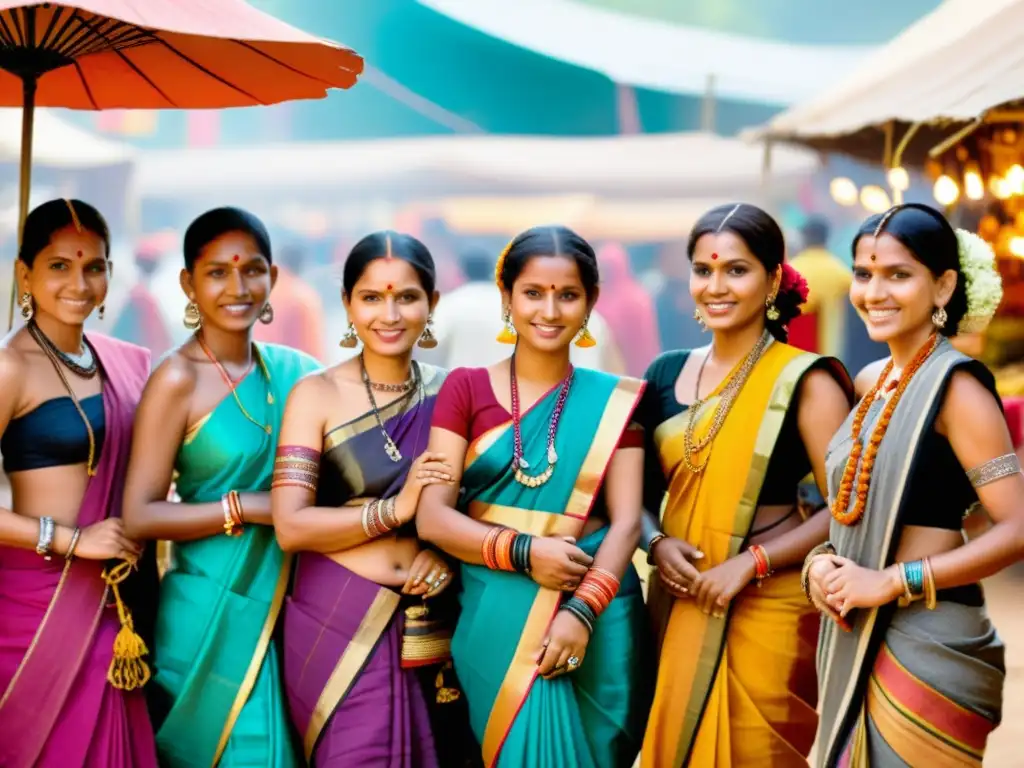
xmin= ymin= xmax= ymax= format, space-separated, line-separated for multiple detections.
xmin=800 ymin=365 xmax=850 ymax=401
xmin=938 ymin=368 xmax=1002 ymax=428
xmin=0 ymin=344 xmax=27 ymax=389
xmin=288 ymin=365 xmax=337 ymax=402
xmin=144 ymin=348 xmax=199 ymax=402
xmin=853 ymin=358 xmax=889 ymax=399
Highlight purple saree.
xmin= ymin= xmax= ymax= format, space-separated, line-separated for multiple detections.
xmin=0 ymin=334 xmax=157 ymax=768
xmin=283 ymin=364 xmax=446 ymax=767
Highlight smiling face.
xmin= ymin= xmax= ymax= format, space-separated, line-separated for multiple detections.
xmin=689 ymin=231 xmax=775 ymax=334
xmin=343 ymin=257 xmax=435 ymax=357
xmin=851 ymin=233 xmax=956 ymax=344
xmin=17 ymin=225 xmax=109 ymax=327
xmin=180 ymin=230 xmax=276 ymax=332
xmin=504 ymin=255 xmax=595 ymax=353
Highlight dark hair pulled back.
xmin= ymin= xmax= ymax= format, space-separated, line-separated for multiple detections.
xmin=687 ymin=202 xmax=802 ymax=341
xmin=19 ymin=199 xmax=110 ymax=268
xmin=183 ymin=207 xmax=272 ymax=272
xmin=342 ymin=231 xmax=437 ymax=297
xmin=853 ymin=203 xmax=966 ymax=337
xmin=496 ymin=225 xmax=599 ymax=300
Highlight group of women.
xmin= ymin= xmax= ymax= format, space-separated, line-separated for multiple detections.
xmin=0 ymin=195 xmax=1020 ymax=768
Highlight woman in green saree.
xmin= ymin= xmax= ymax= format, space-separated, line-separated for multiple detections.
xmin=417 ymin=225 xmax=654 ymax=768
xmin=123 ymin=208 xmax=320 ymax=767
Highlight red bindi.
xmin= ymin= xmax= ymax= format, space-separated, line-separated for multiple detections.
xmin=711 ymin=252 xmax=718 ymax=260
xmin=386 ymin=284 xmax=393 ymax=291
xmin=232 ymin=254 xmax=240 ymax=262
xmin=76 ymin=250 xmax=83 ymax=258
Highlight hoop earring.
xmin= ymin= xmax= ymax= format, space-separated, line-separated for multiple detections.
xmin=693 ymin=307 xmax=707 ymax=332
xmin=339 ymin=322 xmax=358 ymax=348
xmin=259 ymin=303 xmax=274 ymax=325
xmin=573 ymin=316 xmax=597 ymax=348
xmin=98 ymin=303 xmax=105 ymax=321
xmin=19 ymin=292 xmax=33 ymax=321
xmin=183 ymin=301 xmax=201 ymax=330
xmin=931 ymin=306 xmax=948 ymax=329
xmin=766 ymin=294 xmax=780 ymax=322
xmin=418 ymin=315 xmax=438 ymax=349
xmin=496 ymin=307 xmax=517 ymax=344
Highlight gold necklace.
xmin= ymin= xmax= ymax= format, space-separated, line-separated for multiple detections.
xmin=195 ymin=334 xmax=274 ymax=435
xmin=32 ymin=331 xmax=98 ymax=476
xmin=682 ymin=331 xmax=770 ymax=473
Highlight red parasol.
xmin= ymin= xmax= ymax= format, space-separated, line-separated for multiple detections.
xmin=0 ymin=0 xmax=364 ymax=325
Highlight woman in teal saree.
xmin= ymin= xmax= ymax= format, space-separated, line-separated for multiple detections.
xmin=123 ymin=208 xmax=320 ymax=767
xmin=418 ymin=226 xmax=654 ymax=768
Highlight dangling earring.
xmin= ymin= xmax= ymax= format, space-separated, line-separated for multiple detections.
xmin=931 ymin=305 xmax=948 ymax=329
xmin=693 ymin=307 xmax=707 ymax=332
xmin=496 ymin=307 xmax=517 ymax=344
xmin=574 ymin=316 xmax=597 ymax=348
xmin=98 ymin=303 xmax=105 ymax=321
xmin=183 ymin=300 xmax=201 ymax=330
xmin=19 ymin=292 xmax=33 ymax=321
xmin=418 ymin=315 xmax=438 ymax=349
xmin=766 ymin=294 xmax=780 ymax=322
xmin=339 ymin=322 xmax=358 ymax=348
xmin=259 ymin=303 xmax=274 ymax=325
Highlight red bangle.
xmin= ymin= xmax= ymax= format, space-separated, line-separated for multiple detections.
xmin=573 ymin=566 xmax=621 ymax=618
xmin=749 ymin=544 xmax=772 ymax=586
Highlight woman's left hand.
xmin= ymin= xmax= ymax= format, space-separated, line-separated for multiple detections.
xmin=822 ymin=556 xmax=902 ymax=618
xmin=691 ymin=553 xmax=756 ymax=617
xmin=402 ymin=549 xmax=452 ymax=598
xmin=536 ymin=610 xmax=590 ymax=679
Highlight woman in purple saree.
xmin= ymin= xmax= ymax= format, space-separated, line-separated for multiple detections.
xmin=273 ymin=232 xmax=474 ymax=766
xmin=0 ymin=199 xmax=157 ymax=767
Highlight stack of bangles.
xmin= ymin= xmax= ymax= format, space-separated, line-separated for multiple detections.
xmin=222 ymin=490 xmax=244 ymax=537
xmin=562 ymin=567 xmax=620 ymax=633
xmin=748 ymin=544 xmax=773 ymax=587
xmin=800 ymin=542 xmax=835 ymax=603
xmin=361 ymin=497 xmax=401 ymax=539
xmin=481 ymin=526 xmax=532 ymax=573
xmin=896 ymin=558 xmax=937 ymax=610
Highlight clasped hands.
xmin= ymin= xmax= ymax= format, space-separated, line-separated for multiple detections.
xmin=651 ymin=536 xmax=756 ymax=618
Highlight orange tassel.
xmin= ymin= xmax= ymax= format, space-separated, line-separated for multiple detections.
xmin=574 ymin=327 xmax=597 ymax=348
xmin=496 ymin=324 xmax=517 ymax=344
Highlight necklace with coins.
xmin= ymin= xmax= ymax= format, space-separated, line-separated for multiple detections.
xmin=195 ymin=334 xmax=275 ymax=435
xmin=27 ymin=321 xmax=100 ymax=476
xmin=683 ymin=330 xmax=771 ymax=473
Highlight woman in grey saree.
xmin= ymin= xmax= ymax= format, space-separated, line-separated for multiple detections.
xmin=805 ymin=204 xmax=1024 ymax=767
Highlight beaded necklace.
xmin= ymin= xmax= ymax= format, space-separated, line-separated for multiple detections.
xmin=195 ymin=334 xmax=274 ymax=435
xmin=831 ymin=332 xmax=938 ymax=526
xmin=28 ymin=320 xmax=98 ymax=379
xmin=510 ymin=355 xmax=573 ymax=488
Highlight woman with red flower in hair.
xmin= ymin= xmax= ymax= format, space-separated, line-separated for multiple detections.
xmin=636 ymin=203 xmax=855 ymax=767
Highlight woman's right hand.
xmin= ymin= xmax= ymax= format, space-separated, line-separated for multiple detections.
xmin=73 ymin=518 xmax=142 ymax=563
xmin=395 ymin=452 xmax=455 ymax=524
xmin=528 ymin=536 xmax=592 ymax=591
xmin=652 ymin=536 xmax=704 ymax=597
xmin=806 ymin=555 xmax=850 ymax=630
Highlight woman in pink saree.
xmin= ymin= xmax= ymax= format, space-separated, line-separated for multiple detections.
xmin=0 ymin=199 xmax=157 ymax=767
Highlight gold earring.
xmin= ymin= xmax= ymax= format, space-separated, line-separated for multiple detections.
xmin=931 ymin=306 xmax=948 ymax=329
xmin=574 ymin=316 xmax=597 ymax=348
xmin=98 ymin=303 xmax=105 ymax=321
xmin=418 ymin=315 xmax=438 ymax=349
xmin=496 ymin=307 xmax=517 ymax=344
xmin=766 ymin=294 xmax=780 ymax=322
xmin=259 ymin=303 xmax=274 ymax=325
xmin=693 ymin=307 xmax=707 ymax=331
xmin=339 ymin=322 xmax=358 ymax=348
xmin=183 ymin=301 xmax=201 ymax=330
xmin=19 ymin=292 xmax=33 ymax=321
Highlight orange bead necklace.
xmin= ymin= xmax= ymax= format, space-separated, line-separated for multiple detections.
xmin=831 ymin=333 xmax=938 ymax=526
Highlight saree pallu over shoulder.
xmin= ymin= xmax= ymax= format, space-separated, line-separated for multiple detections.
xmin=154 ymin=344 xmax=319 ymax=768
xmin=456 ymin=369 xmax=651 ymax=768
xmin=818 ymin=339 xmax=1005 ymax=767
xmin=642 ymin=342 xmax=821 ymax=768
xmin=0 ymin=334 xmax=157 ymax=768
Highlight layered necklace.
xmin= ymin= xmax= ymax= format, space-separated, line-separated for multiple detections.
xmin=195 ymin=334 xmax=274 ymax=434
xmin=831 ymin=332 xmax=938 ymax=526
xmin=360 ymin=352 xmax=420 ymax=462
xmin=27 ymin=321 xmax=99 ymax=476
xmin=683 ymin=330 xmax=771 ymax=473
xmin=510 ymin=355 xmax=574 ymax=488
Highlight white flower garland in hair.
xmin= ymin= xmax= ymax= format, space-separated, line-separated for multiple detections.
xmin=954 ymin=229 xmax=1003 ymax=334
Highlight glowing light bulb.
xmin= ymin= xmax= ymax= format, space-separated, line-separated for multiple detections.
xmin=989 ymin=175 xmax=1010 ymax=200
xmin=859 ymin=185 xmax=891 ymax=214
xmin=1007 ymin=164 xmax=1024 ymax=193
xmin=829 ymin=177 xmax=858 ymax=207
xmin=1009 ymin=237 xmax=1024 ymax=259
xmin=933 ymin=175 xmax=960 ymax=206
xmin=964 ymin=167 xmax=985 ymax=201
xmin=886 ymin=167 xmax=910 ymax=191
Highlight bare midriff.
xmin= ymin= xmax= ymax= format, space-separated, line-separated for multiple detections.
xmin=9 ymin=465 xmax=89 ymax=528
xmin=325 ymin=533 xmax=422 ymax=587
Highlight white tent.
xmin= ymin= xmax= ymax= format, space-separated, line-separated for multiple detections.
xmin=0 ymin=109 xmax=133 ymax=168
xmin=745 ymin=0 xmax=1024 ymax=164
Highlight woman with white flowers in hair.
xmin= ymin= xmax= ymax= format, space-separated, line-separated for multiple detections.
xmin=806 ymin=203 xmax=1022 ymax=767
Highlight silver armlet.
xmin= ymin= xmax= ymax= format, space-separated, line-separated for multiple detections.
xmin=966 ymin=453 xmax=1022 ymax=488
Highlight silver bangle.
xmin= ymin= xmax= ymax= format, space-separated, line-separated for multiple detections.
xmin=966 ymin=453 xmax=1022 ymax=488
xmin=65 ymin=527 xmax=82 ymax=560
xmin=35 ymin=516 xmax=55 ymax=561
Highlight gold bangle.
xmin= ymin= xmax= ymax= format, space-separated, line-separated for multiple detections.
xmin=922 ymin=557 xmax=937 ymax=610
xmin=65 ymin=527 xmax=82 ymax=560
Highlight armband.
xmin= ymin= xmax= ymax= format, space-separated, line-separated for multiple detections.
xmin=965 ymin=453 xmax=1021 ymax=488
xmin=272 ymin=445 xmax=321 ymax=493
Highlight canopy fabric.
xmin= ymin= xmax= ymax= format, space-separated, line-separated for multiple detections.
xmin=418 ymin=0 xmax=874 ymax=105
xmin=745 ymin=0 xmax=1024 ymax=164
xmin=137 ymin=132 xmax=818 ymax=200
xmin=0 ymin=109 xmax=132 ymax=167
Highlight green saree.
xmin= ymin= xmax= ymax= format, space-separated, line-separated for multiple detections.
xmin=152 ymin=344 xmax=320 ymax=767
xmin=453 ymin=368 xmax=653 ymax=768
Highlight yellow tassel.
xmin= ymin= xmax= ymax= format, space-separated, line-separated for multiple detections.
xmin=496 ymin=324 xmax=517 ymax=344
xmin=103 ymin=561 xmax=151 ymax=692
xmin=435 ymin=661 xmax=461 ymax=704
xmin=574 ymin=326 xmax=597 ymax=348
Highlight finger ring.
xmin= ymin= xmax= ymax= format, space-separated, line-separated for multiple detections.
xmin=567 ymin=655 xmax=581 ymax=670
xmin=438 ymin=572 xmax=448 ymax=582
xmin=431 ymin=579 xmax=442 ymax=589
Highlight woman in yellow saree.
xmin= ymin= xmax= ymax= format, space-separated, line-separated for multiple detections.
xmin=639 ymin=203 xmax=853 ymax=767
